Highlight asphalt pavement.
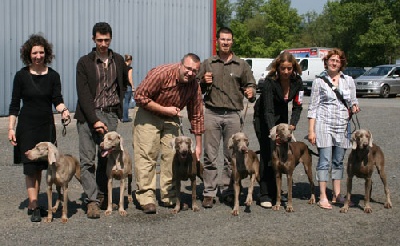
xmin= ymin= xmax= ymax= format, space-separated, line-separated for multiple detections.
xmin=0 ymin=96 xmax=399 ymax=246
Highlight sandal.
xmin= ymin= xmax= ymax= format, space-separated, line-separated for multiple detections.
xmin=317 ymin=199 xmax=332 ymax=210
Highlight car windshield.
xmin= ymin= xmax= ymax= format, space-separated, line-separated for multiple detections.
xmin=364 ymin=66 xmax=392 ymax=76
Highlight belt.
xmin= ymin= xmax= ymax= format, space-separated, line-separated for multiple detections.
xmin=96 ymin=106 xmax=119 ymax=113
xmin=206 ymin=106 xmax=239 ymax=115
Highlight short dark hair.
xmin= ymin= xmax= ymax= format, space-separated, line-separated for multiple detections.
xmin=92 ymin=22 xmax=112 ymax=38
xmin=181 ymin=53 xmax=201 ymax=64
xmin=20 ymin=34 xmax=55 ymax=66
xmin=217 ymin=27 xmax=233 ymax=39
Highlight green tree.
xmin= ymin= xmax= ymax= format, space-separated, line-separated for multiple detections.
xmin=216 ymin=0 xmax=233 ymax=28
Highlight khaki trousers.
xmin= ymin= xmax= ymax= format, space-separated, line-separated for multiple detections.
xmin=133 ymin=107 xmax=179 ymax=206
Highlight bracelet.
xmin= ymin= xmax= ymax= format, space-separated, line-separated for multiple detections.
xmin=61 ymin=107 xmax=69 ymax=114
xmin=8 ymin=128 xmax=14 ymax=131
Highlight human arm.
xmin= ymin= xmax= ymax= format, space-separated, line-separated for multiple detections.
xmin=187 ymin=83 xmax=205 ymax=160
xmin=308 ymin=118 xmax=316 ymax=145
xmin=134 ymin=65 xmax=181 ymax=117
xmin=242 ymin=61 xmax=256 ymax=103
xmin=347 ymin=77 xmax=360 ymax=114
xmin=307 ymin=78 xmax=320 ymax=145
xmin=289 ymin=77 xmax=304 ymax=130
xmin=194 ymin=134 xmax=202 ymax=161
xmin=8 ymin=71 xmax=22 ymax=146
xmin=8 ymin=115 xmax=17 ymax=146
xmin=261 ymin=77 xmax=276 ymax=130
xmin=76 ymin=57 xmax=100 ymax=125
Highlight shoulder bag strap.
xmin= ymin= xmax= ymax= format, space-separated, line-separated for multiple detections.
xmin=318 ymin=75 xmax=349 ymax=110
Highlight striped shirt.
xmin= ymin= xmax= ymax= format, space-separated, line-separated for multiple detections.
xmin=94 ymin=53 xmax=119 ymax=108
xmin=134 ymin=63 xmax=204 ymax=135
xmin=307 ymin=71 xmax=358 ymax=148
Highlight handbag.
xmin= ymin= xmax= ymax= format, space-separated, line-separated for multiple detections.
xmin=318 ymin=75 xmax=353 ymax=119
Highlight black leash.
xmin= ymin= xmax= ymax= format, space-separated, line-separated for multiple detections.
xmin=61 ymin=116 xmax=71 ymax=137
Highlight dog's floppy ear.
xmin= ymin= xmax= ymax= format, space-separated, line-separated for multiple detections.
xmin=351 ymin=131 xmax=358 ymax=150
xmin=170 ymin=137 xmax=177 ymax=150
xmin=368 ymin=130 xmax=373 ymax=147
xmin=119 ymin=134 xmax=125 ymax=152
xmin=47 ymin=142 xmax=59 ymax=165
xmin=228 ymin=134 xmax=234 ymax=149
xmin=269 ymin=126 xmax=277 ymax=141
xmin=188 ymin=137 xmax=193 ymax=152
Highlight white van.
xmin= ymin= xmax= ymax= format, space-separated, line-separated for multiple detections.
xmin=298 ymin=57 xmax=325 ymax=95
xmin=242 ymin=58 xmax=274 ymax=85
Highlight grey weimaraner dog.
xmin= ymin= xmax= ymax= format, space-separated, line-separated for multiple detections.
xmin=269 ymin=123 xmax=316 ymax=212
xmin=340 ymin=129 xmax=392 ymax=213
xmin=25 ymin=142 xmax=81 ymax=223
xmin=228 ymin=132 xmax=260 ymax=216
xmin=100 ymin=131 xmax=133 ymax=216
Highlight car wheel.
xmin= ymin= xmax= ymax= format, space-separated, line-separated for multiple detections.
xmin=380 ymin=85 xmax=390 ymax=98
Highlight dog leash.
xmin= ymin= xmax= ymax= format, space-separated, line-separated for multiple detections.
xmin=61 ymin=116 xmax=71 ymax=137
xmin=179 ymin=116 xmax=185 ymax=135
xmin=239 ymin=101 xmax=249 ymax=132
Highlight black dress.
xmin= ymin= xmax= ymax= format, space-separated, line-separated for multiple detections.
xmin=9 ymin=67 xmax=64 ymax=175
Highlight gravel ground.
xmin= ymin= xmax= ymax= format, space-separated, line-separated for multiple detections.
xmin=0 ymin=97 xmax=399 ymax=246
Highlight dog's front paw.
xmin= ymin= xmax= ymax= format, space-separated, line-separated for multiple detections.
xmin=192 ymin=204 xmax=200 ymax=212
xmin=340 ymin=206 xmax=349 ymax=213
xmin=308 ymin=195 xmax=316 ymax=204
xmin=245 ymin=197 xmax=253 ymax=206
xmin=286 ymin=205 xmax=294 ymax=212
xmin=61 ymin=217 xmax=68 ymax=223
xmin=171 ymin=205 xmax=180 ymax=214
xmin=118 ymin=209 xmax=127 ymax=216
xmin=272 ymin=205 xmax=280 ymax=211
xmin=231 ymin=209 xmax=239 ymax=216
xmin=105 ymin=209 xmax=112 ymax=216
xmin=44 ymin=217 xmax=53 ymax=223
xmin=384 ymin=201 xmax=392 ymax=209
xmin=364 ymin=205 xmax=372 ymax=213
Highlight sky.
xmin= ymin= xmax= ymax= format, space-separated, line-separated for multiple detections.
xmin=290 ymin=0 xmax=329 ymax=15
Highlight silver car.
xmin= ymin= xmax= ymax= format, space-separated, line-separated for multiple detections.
xmin=355 ymin=65 xmax=400 ymax=98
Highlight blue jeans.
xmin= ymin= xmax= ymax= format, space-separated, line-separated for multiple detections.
xmin=316 ymin=146 xmax=346 ymax=182
xmin=123 ymin=86 xmax=133 ymax=121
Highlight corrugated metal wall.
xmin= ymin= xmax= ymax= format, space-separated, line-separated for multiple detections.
xmin=0 ymin=0 xmax=213 ymax=116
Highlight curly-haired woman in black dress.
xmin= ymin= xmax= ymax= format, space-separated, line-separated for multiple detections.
xmin=8 ymin=34 xmax=70 ymax=222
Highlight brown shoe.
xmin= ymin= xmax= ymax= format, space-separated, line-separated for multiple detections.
xmin=142 ymin=203 xmax=156 ymax=214
xmin=87 ymin=202 xmax=100 ymax=219
xmin=202 ymin=196 xmax=214 ymax=208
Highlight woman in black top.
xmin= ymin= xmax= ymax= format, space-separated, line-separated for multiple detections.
xmin=8 ymin=34 xmax=70 ymax=222
xmin=253 ymin=52 xmax=304 ymax=208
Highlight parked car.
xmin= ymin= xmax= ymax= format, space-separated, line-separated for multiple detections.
xmin=354 ymin=64 xmax=400 ymax=98
xmin=343 ymin=67 xmax=366 ymax=79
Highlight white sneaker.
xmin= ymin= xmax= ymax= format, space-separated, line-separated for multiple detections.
xmin=260 ymin=201 xmax=272 ymax=208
